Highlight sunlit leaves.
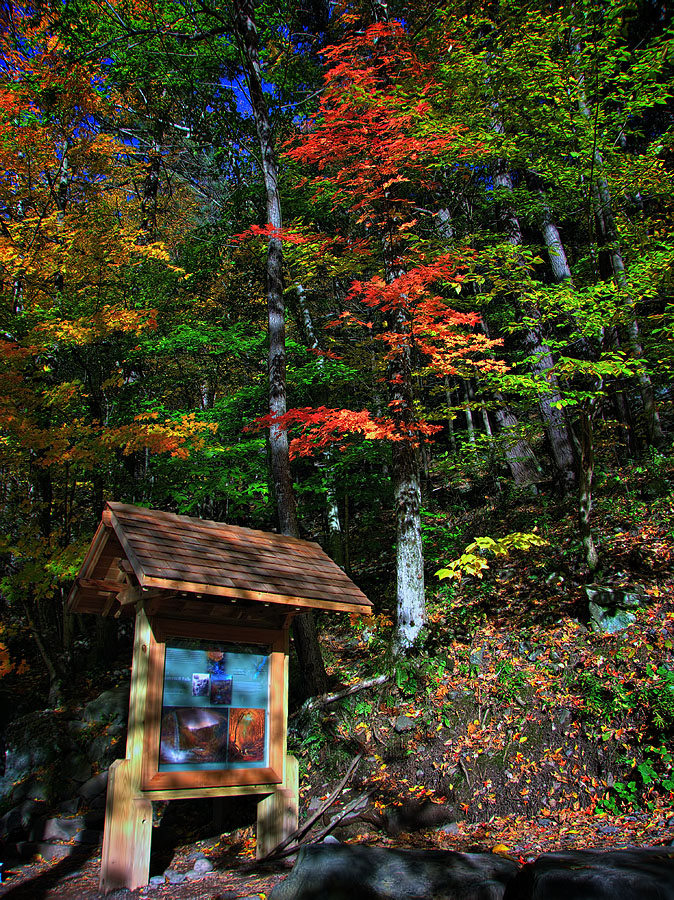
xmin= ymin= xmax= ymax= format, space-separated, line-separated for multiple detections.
xmin=436 ymin=532 xmax=549 ymax=582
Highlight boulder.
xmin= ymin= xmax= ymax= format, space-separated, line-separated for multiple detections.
xmin=86 ymin=731 xmax=125 ymax=768
xmin=503 ymin=848 xmax=674 ymax=900
xmin=0 ymin=800 xmax=46 ymax=841
xmin=62 ymin=751 xmax=92 ymax=784
xmin=585 ymin=585 xmax=648 ymax=634
xmin=40 ymin=816 xmax=87 ymax=842
xmin=394 ymin=716 xmax=416 ymax=734
xmin=382 ymin=799 xmax=455 ymax=836
xmin=0 ymin=683 xmax=127 ymax=849
xmin=78 ymin=771 xmax=108 ymax=801
xmin=0 ymin=711 xmax=75 ymax=807
xmin=269 ymin=844 xmax=519 ymax=900
xmin=81 ymin=684 xmax=130 ymax=726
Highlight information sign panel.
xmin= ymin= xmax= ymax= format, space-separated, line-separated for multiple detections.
xmin=159 ymin=640 xmax=270 ymax=772
xmin=140 ymin=620 xmax=286 ymax=792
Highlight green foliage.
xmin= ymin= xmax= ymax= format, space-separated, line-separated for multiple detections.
xmin=575 ymin=662 xmax=674 ymax=811
xmin=597 ymin=744 xmax=674 ymax=814
xmin=394 ymin=658 xmax=420 ymax=697
xmin=574 ymin=670 xmax=636 ymax=720
xmin=495 ymin=661 xmax=530 ymax=704
xmin=354 ymin=698 xmax=373 ymax=717
xmin=641 ymin=665 xmax=674 ymax=737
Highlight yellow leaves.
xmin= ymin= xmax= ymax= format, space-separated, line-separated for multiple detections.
xmin=32 ymin=306 xmax=157 ymax=348
xmin=42 ymin=381 xmax=83 ymax=409
xmin=144 ymin=241 xmax=172 ymax=263
xmin=354 ymin=721 xmax=372 ymax=741
xmin=436 ymin=532 xmax=549 ymax=582
xmin=120 ymin=412 xmax=218 ymax=460
xmin=491 ymin=843 xmax=511 ymax=856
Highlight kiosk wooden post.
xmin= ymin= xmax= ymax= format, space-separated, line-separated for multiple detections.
xmin=67 ymin=502 xmax=372 ymax=893
xmin=99 ymin=609 xmax=153 ymax=892
xmin=256 ymin=754 xmax=299 ymax=859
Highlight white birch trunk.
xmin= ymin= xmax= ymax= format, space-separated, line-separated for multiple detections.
xmin=392 ymin=444 xmax=425 ymax=651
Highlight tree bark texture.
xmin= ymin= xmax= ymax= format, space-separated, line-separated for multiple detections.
xmin=140 ymin=132 xmax=163 ymax=238
xmin=233 ymin=0 xmax=326 ymax=697
xmin=233 ymin=0 xmax=297 ymax=536
xmin=538 ymin=197 xmax=573 ymax=283
xmin=493 ymin=159 xmax=576 ymax=489
xmin=444 ymin=377 xmax=458 ymax=454
xmin=294 ymin=285 xmax=345 ymax=567
xmin=480 ymin=316 xmax=542 ymax=487
xmin=574 ymin=404 xmax=599 ymax=573
xmin=388 ymin=302 xmax=425 ymax=652
xmin=492 ymin=395 xmax=542 ymax=490
xmin=392 ymin=439 xmax=425 ymax=652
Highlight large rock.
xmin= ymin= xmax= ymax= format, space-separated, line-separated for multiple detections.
xmin=0 ymin=800 xmax=46 ymax=841
xmin=503 ymin=848 xmax=674 ymax=899
xmin=585 ymin=585 xmax=647 ymax=634
xmin=0 ymin=711 xmax=76 ymax=807
xmin=0 ymin=683 xmax=129 ymax=848
xmin=269 ymin=844 xmax=519 ymax=900
xmin=81 ymin=684 xmax=129 ymax=725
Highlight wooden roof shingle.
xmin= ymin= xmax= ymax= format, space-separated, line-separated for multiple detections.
xmin=67 ymin=502 xmax=372 ymax=622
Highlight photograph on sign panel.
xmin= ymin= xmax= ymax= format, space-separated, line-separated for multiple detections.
xmin=228 ymin=707 xmax=265 ymax=762
xmin=159 ymin=706 xmax=229 ymax=765
xmin=159 ymin=639 xmax=271 ymax=770
xmin=210 ymin=675 xmax=233 ymax=705
xmin=191 ymin=673 xmax=210 ymax=697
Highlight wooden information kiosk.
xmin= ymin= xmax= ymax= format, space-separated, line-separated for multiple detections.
xmin=67 ymin=502 xmax=371 ymax=893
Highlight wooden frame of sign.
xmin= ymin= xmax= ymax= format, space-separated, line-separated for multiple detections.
xmin=99 ymin=609 xmax=298 ymax=893
xmin=142 ymin=618 xmax=287 ymax=792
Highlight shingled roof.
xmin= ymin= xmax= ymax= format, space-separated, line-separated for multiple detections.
xmin=67 ymin=501 xmax=372 ymax=624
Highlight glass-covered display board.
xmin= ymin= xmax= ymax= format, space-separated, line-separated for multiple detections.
xmin=158 ymin=639 xmax=271 ymax=772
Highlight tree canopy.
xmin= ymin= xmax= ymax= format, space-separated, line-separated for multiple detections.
xmin=1 ymin=0 xmax=673 ymax=701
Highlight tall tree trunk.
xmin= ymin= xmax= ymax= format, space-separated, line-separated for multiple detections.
xmin=233 ymin=0 xmax=326 ymax=698
xmin=570 ymin=390 xmax=601 ymax=573
xmin=538 ymin=193 xmax=639 ymax=456
xmin=594 ymin=175 xmax=664 ymax=447
xmin=539 ymin=197 xmax=573 ymax=284
xmin=480 ymin=316 xmax=543 ymax=487
xmin=294 ymin=285 xmax=345 ymax=567
xmin=444 ymin=376 xmax=458 ymax=454
xmin=463 ymin=378 xmax=477 ymax=447
xmin=140 ymin=129 xmax=163 ymax=239
xmin=492 ymin=394 xmax=542 ymax=490
xmin=387 ymin=278 xmax=425 ymax=653
xmin=390 ymin=302 xmax=425 ymax=652
xmin=493 ymin=155 xmax=577 ymax=489
xmin=392 ymin=438 xmax=424 ymax=651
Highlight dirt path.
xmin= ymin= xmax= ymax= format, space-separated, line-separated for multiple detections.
xmin=0 ymin=846 xmax=289 ymax=899
xmin=2 ymin=810 xmax=674 ymax=900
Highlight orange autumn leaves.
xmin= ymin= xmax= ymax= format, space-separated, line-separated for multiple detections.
xmin=0 ymin=5 xmax=207 ymax=470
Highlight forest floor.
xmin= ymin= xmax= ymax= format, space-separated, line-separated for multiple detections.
xmin=3 ymin=456 xmax=674 ymax=898
xmin=0 ymin=804 xmax=673 ymax=899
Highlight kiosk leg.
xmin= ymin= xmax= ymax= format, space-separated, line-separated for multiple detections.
xmin=256 ymin=754 xmax=299 ymax=859
xmin=99 ymin=759 xmax=153 ymax=893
